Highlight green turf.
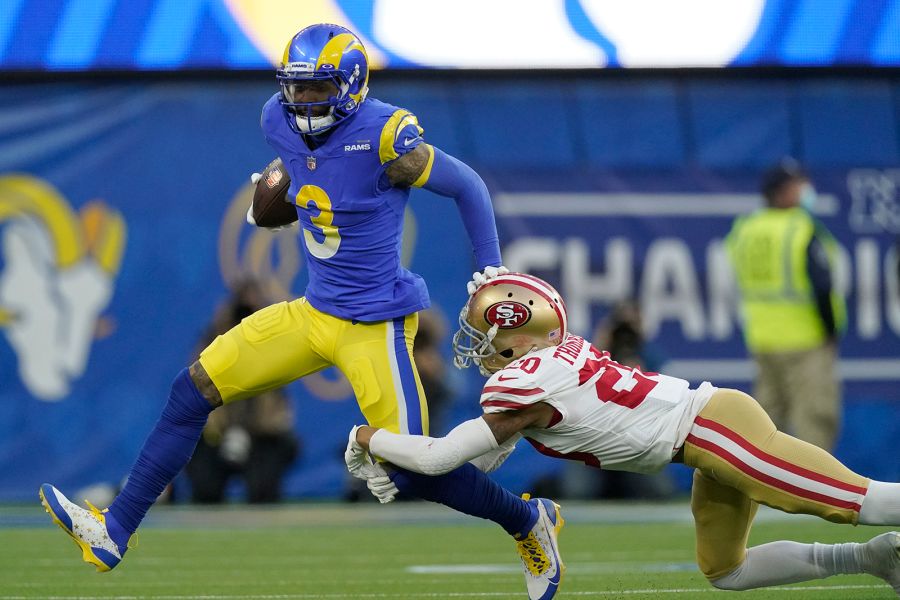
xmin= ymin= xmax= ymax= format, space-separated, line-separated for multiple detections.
xmin=1 ymin=502 xmax=895 ymax=599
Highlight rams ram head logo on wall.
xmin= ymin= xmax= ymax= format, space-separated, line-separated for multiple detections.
xmin=0 ymin=175 xmax=126 ymax=401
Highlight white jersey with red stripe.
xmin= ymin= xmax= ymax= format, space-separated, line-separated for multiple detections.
xmin=479 ymin=334 xmax=717 ymax=474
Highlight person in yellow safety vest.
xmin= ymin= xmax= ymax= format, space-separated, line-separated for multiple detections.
xmin=726 ymin=159 xmax=847 ymax=451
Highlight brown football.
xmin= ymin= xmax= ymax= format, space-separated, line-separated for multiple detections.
xmin=251 ymin=157 xmax=297 ymax=228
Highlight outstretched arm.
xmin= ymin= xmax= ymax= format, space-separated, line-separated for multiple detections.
xmin=354 ymin=402 xmax=554 ymax=476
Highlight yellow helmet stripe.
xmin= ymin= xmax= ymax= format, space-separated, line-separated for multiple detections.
xmin=281 ymin=38 xmax=292 ymax=65
xmin=316 ymin=32 xmax=366 ymax=69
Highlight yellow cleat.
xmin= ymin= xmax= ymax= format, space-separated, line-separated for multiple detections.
xmin=39 ymin=483 xmax=129 ymax=572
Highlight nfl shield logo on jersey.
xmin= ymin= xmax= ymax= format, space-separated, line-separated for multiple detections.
xmin=306 ymin=156 xmax=317 ymax=171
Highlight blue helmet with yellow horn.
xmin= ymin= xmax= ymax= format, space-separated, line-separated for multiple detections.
xmin=276 ymin=23 xmax=369 ymax=135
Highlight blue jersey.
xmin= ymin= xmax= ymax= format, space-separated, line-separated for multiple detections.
xmin=261 ymin=94 xmax=431 ymax=322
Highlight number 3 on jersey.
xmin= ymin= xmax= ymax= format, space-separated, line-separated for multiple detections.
xmin=296 ymin=185 xmax=341 ymax=259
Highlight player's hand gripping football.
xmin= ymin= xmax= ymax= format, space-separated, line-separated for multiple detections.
xmin=466 ymin=265 xmax=509 ymax=295
xmin=246 ymin=172 xmax=297 ymax=231
xmin=345 ymin=426 xmax=399 ymax=504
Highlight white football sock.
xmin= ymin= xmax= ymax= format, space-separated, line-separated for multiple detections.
xmin=859 ymin=480 xmax=900 ymax=525
xmin=813 ymin=542 xmax=864 ymax=576
xmin=711 ymin=541 xmax=864 ymax=590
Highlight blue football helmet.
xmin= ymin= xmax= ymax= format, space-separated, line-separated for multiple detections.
xmin=277 ymin=24 xmax=369 ymax=135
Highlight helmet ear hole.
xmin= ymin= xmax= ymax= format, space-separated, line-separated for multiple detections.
xmin=499 ymin=348 xmax=515 ymax=358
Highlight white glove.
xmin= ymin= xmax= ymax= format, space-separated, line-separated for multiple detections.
xmin=246 ymin=172 xmax=262 ymax=227
xmin=466 ymin=265 xmax=509 ymax=295
xmin=366 ymin=474 xmax=398 ymax=504
xmin=345 ymin=425 xmax=398 ymax=504
xmin=246 ymin=172 xmax=296 ymax=231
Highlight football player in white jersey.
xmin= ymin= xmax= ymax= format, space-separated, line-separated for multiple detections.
xmin=347 ymin=272 xmax=900 ymax=596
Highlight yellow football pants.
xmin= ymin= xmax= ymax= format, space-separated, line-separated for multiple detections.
xmin=198 ymin=297 xmax=429 ymax=435
xmin=684 ymin=389 xmax=869 ymax=580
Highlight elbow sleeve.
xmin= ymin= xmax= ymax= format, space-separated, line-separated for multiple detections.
xmin=415 ymin=437 xmax=465 ymax=475
xmin=369 ymin=418 xmax=499 ymax=476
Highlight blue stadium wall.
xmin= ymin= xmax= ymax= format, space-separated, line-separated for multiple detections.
xmin=0 ymin=72 xmax=898 ymax=501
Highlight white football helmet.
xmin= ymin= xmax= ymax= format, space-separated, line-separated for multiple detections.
xmin=453 ymin=273 xmax=568 ymax=375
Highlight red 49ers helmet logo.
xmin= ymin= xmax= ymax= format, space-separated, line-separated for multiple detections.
xmin=485 ymin=301 xmax=532 ymax=329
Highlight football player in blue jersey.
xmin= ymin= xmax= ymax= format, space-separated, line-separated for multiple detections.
xmin=39 ymin=23 xmax=563 ymax=599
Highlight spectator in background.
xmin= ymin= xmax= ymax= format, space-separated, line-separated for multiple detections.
xmin=592 ymin=300 xmax=665 ymax=375
xmin=185 ymin=280 xmax=300 ymax=503
xmin=556 ymin=300 xmax=674 ymax=500
xmin=726 ymin=159 xmax=846 ymax=451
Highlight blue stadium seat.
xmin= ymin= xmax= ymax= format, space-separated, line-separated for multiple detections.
xmin=687 ymin=82 xmax=792 ymax=169
xmin=796 ymin=80 xmax=899 ymax=167
xmin=573 ymin=80 xmax=685 ymax=168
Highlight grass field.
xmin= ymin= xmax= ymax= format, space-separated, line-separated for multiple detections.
xmin=1 ymin=501 xmax=896 ymax=599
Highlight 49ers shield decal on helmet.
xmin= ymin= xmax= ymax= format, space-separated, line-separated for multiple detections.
xmin=485 ymin=301 xmax=531 ymax=329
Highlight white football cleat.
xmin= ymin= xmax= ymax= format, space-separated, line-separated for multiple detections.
xmin=516 ymin=494 xmax=565 ymax=600
xmin=39 ymin=483 xmax=129 ymax=572
xmin=863 ymin=531 xmax=900 ymax=594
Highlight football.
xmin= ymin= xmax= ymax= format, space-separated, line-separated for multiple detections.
xmin=251 ymin=157 xmax=297 ymax=228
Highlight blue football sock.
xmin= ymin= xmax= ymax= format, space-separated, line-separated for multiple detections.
xmin=390 ymin=463 xmax=537 ymax=538
xmin=107 ymin=368 xmax=213 ymax=544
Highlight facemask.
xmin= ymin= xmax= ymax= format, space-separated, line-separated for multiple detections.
xmin=799 ymin=183 xmax=817 ymax=212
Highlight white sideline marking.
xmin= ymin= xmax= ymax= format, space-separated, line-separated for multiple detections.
xmin=0 ymin=584 xmax=889 ymax=598
xmin=408 ymin=561 xmax=697 ymax=574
